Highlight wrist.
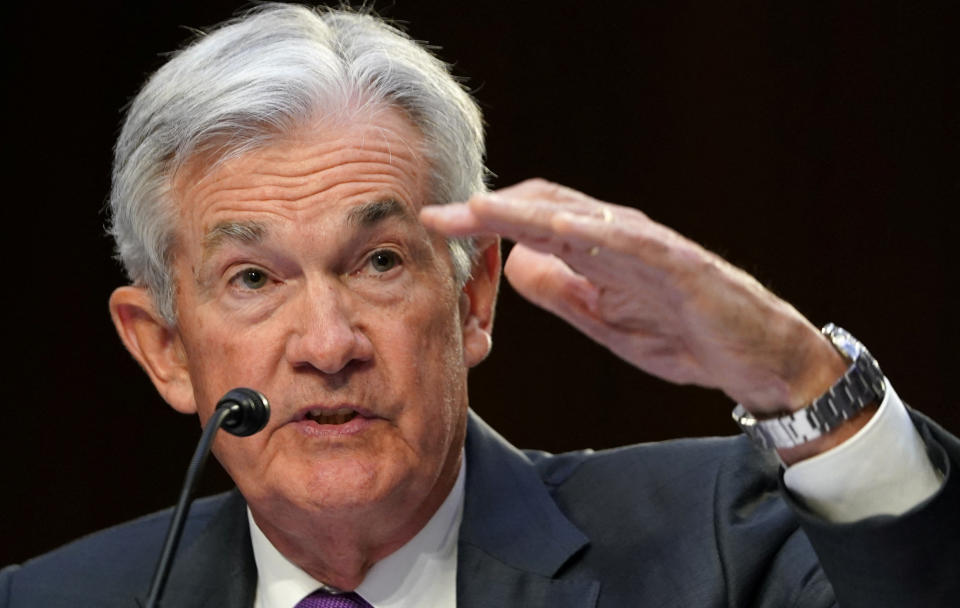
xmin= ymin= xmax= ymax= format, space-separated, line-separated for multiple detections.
xmin=780 ymin=326 xmax=850 ymax=413
xmin=737 ymin=321 xmax=848 ymax=416
xmin=732 ymin=324 xmax=886 ymax=458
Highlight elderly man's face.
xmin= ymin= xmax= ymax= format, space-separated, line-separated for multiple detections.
xmin=118 ymin=107 xmax=496 ymax=534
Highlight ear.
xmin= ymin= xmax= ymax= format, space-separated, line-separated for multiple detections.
xmin=460 ymin=236 xmax=501 ymax=368
xmin=108 ymin=286 xmax=197 ymax=414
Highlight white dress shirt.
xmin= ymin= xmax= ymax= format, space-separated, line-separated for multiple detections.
xmin=250 ymin=459 xmax=464 ymax=608
xmin=785 ymin=383 xmax=943 ymax=521
xmin=249 ymin=381 xmax=943 ymax=607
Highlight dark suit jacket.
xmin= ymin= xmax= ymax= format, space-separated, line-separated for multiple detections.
xmin=2 ymin=410 xmax=958 ymax=607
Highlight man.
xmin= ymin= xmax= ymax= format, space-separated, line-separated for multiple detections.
xmin=2 ymin=4 xmax=957 ymax=607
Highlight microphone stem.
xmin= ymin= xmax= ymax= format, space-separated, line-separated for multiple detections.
xmin=144 ymin=406 xmax=233 ymax=608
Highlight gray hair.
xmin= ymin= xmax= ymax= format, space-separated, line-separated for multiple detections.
xmin=108 ymin=3 xmax=485 ymax=324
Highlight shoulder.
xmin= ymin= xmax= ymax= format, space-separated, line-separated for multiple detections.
xmin=528 ymin=435 xmax=791 ymax=558
xmin=1 ymin=491 xmax=237 ymax=607
xmin=538 ymin=437 xmax=784 ymax=543
xmin=518 ymin=436 xmax=815 ymax=604
xmin=524 ymin=433 xmax=773 ymax=505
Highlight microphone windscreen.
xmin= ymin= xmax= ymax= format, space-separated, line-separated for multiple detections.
xmin=216 ymin=388 xmax=270 ymax=437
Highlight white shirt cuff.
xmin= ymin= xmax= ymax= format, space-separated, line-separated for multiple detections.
xmin=782 ymin=382 xmax=943 ymax=523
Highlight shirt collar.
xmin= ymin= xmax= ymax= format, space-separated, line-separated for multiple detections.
xmin=249 ymin=455 xmax=465 ymax=608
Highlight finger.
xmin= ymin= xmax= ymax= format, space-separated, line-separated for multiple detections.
xmin=504 ymin=244 xmax=599 ymax=321
xmin=466 ymin=192 xmax=612 ymax=246
xmin=421 ymin=178 xmax=597 ymax=237
xmin=504 ymin=244 xmax=621 ymax=346
xmin=467 ymin=177 xmax=608 ymax=230
xmin=419 ymin=202 xmax=491 ymax=236
xmin=422 ymin=181 xmax=640 ymax=271
xmin=493 ymin=178 xmax=595 ymax=206
xmin=418 ymin=193 xmax=580 ymax=240
xmin=453 ymin=199 xmax=634 ymax=287
xmin=552 ymin=206 xmax=675 ymax=259
xmin=421 ymin=193 xmax=571 ymax=247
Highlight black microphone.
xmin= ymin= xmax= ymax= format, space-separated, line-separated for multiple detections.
xmin=218 ymin=387 xmax=271 ymax=437
xmin=143 ymin=388 xmax=269 ymax=608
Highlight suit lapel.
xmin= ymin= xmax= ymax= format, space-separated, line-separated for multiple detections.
xmin=458 ymin=412 xmax=600 ymax=608
xmin=135 ymin=490 xmax=257 ymax=608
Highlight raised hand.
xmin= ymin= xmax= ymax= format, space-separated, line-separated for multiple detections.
xmin=422 ymin=179 xmax=848 ymax=421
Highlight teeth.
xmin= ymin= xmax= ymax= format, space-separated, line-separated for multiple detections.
xmin=306 ymin=408 xmax=358 ymax=425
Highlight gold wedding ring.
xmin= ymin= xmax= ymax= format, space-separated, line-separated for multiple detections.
xmin=587 ymin=208 xmax=611 ymax=255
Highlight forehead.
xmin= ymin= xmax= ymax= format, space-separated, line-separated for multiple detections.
xmin=171 ymin=107 xmax=431 ymax=242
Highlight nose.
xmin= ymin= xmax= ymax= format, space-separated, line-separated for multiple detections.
xmin=285 ymin=281 xmax=374 ymax=375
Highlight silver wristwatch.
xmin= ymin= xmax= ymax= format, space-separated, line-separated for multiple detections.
xmin=732 ymin=324 xmax=886 ymax=450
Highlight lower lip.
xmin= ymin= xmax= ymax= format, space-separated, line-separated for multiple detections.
xmin=293 ymin=415 xmax=377 ymax=438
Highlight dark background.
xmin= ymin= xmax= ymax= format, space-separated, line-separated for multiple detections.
xmin=4 ymin=1 xmax=956 ymax=565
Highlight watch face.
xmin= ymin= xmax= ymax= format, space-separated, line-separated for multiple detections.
xmin=823 ymin=324 xmax=863 ymax=361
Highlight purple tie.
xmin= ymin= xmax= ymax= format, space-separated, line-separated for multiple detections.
xmin=294 ymin=590 xmax=374 ymax=608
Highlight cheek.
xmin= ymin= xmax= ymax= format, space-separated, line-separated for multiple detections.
xmin=380 ymin=286 xmax=465 ymax=420
xmin=182 ymin=318 xmax=278 ymax=422
xmin=413 ymin=299 xmax=467 ymax=433
xmin=409 ymin=292 xmax=464 ymax=385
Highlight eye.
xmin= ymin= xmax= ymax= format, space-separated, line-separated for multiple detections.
xmin=368 ymin=249 xmax=400 ymax=273
xmin=235 ymin=268 xmax=269 ymax=289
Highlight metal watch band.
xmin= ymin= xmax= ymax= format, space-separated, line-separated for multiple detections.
xmin=732 ymin=324 xmax=886 ymax=450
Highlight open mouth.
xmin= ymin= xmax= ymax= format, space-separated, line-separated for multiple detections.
xmin=304 ymin=408 xmax=360 ymax=426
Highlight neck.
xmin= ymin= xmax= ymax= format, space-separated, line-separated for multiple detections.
xmin=249 ymin=452 xmax=463 ymax=591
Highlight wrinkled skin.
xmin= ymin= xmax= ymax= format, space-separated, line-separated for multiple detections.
xmin=109 ymin=108 xmax=500 ymax=588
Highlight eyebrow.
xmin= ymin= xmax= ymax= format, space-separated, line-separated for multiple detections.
xmin=200 ymin=199 xmax=412 ymax=257
xmin=202 ymin=220 xmax=267 ymax=255
xmin=346 ymin=198 xmax=411 ymax=227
